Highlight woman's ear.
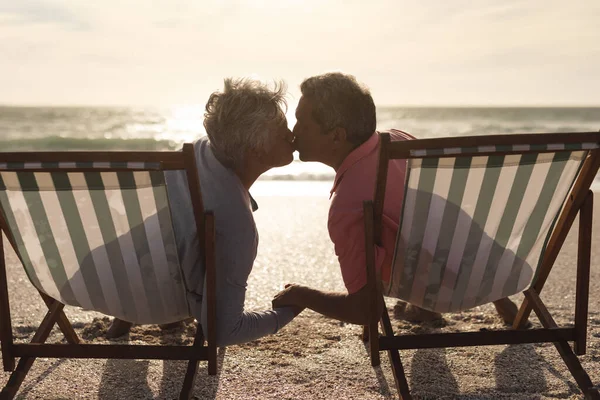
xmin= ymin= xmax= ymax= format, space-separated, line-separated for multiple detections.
xmin=248 ymin=146 xmax=267 ymax=163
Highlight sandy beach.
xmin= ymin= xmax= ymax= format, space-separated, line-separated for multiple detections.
xmin=1 ymin=192 xmax=599 ymax=399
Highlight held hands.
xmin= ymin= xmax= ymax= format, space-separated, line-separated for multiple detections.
xmin=272 ymin=283 xmax=306 ymax=316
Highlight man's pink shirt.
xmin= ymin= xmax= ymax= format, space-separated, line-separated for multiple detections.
xmin=328 ymin=129 xmax=414 ymax=294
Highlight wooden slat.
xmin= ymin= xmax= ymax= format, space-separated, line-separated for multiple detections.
xmin=0 ymin=167 xmax=166 ymax=173
xmin=361 ymin=325 xmax=369 ymax=342
xmin=0 ymin=231 xmax=15 ymax=372
xmin=179 ymin=324 xmax=205 ymax=400
xmin=380 ymin=308 xmax=412 ymax=400
xmin=373 ymin=133 xmax=391 ymax=245
xmin=12 ymin=344 xmax=208 ymax=360
xmin=390 ymin=148 xmax=597 ymax=160
xmin=523 ymin=289 xmax=555 ymax=328
xmin=0 ymin=150 xmax=186 ymax=169
xmin=387 ymin=131 xmax=600 ymax=159
xmin=378 ymin=327 xmax=576 ymax=350
xmin=204 ymin=211 xmax=217 ymax=375
xmin=363 ymin=201 xmax=380 ymax=367
xmin=514 ymin=150 xmax=600 ymax=329
xmin=183 ymin=144 xmax=206 ymax=254
xmin=575 ymin=191 xmax=593 ymax=355
xmin=525 ymin=289 xmax=599 ymax=399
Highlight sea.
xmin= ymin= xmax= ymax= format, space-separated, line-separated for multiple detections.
xmin=0 ymin=105 xmax=598 ymax=195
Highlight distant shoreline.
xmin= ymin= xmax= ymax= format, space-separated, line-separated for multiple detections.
xmin=2 ymin=104 xmax=600 ymax=109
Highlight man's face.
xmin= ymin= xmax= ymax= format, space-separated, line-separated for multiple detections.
xmin=293 ymin=96 xmax=332 ymax=162
xmin=263 ymin=117 xmax=294 ymax=168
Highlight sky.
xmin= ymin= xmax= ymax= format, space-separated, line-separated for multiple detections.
xmin=1 ymin=0 xmax=599 ymax=107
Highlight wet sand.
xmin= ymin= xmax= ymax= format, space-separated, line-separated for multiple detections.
xmin=0 ymin=194 xmax=599 ymax=399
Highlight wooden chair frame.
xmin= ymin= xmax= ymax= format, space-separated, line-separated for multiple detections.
xmin=0 ymin=144 xmax=217 ymax=399
xmin=363 ymin=132 xmax=600 ymax=399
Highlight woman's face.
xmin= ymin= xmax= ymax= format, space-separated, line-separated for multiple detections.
xmin=262 ymin=116 xmax=295 ymax=168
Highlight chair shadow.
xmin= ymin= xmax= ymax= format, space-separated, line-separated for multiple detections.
xmin=362 ymin=341 xmax=394 ymax=398
xmin=98 ymin=359 xmax=154 ymax=399
xmin=494 ymin=344 xmax=548 ymax=395
xmin=14 ymin=359 xmax=67 ymax=399
xmin=96 ymin=322 xmax=223 ymax=399
xmin=491 ymin=342 xmax=588 ymax=398
xmin=540 ymin=355 xmax=582 ymax=397
xmin=158 ymin=348 xmax=225 ymax=400
xmin=410 ymin=348 xmax=459 ymax=398
xmin=157 ymin=324 xmax=224 ymax=400
xmin=362 ymin=317 xmax=457 ymax=399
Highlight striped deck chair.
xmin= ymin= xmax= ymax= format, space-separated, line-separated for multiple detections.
xmin=363 ymin=131 xmax=600 ymax=399
xmin=0 ymin=144 xmax=216 ymax=400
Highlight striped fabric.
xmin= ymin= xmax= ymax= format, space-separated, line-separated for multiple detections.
xmin=410 ymin=142 xmax=599 ymax=157
xmin=385 ymin=149 xmax=590 ymax=313
xmin=0 ymin=170 xmax=190 ymax=324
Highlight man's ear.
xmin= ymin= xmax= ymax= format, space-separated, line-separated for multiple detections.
xmin=331 ymin=127 xmax=347 ymax=145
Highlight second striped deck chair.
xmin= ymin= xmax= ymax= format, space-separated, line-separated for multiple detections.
xmin=363 ymin=131 xmax=600 ymax=399
xmin=0 ymin=144 xmax=216 ymax=399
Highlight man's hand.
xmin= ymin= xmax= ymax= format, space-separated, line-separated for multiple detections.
xmin=272 ymin=284 xmax=306 ymax=316
xmin=273 ymin=283 xmax=378 ymax=325
xmin=272 ymin=283 xmax=304 ymax=309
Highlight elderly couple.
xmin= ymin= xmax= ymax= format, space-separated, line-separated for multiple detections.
xmin=107 ymin=72 xmax=520 ymax=345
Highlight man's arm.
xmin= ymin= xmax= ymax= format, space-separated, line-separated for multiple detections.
xmin=272 ymin=283 xmax=383 ymax=326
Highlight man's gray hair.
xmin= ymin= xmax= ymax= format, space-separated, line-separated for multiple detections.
xmin=204 ymin=78 xmax=287 ymax=168
xmin=300 ymin=72 xmax=376 ymax=146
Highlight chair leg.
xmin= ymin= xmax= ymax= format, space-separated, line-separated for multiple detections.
xmin=369 ymin=309 xmax=381 ymax=367
xmin=362 ymin=325 xmax=369 ymax=342
xmin=179 ymin=322 xmax=205 ymax=400
xmin=1 ymin=300 xmax=63 ymax=399
xmin=575 ymin=191 xmax=592 ymax=355
xmin=524 ymin=289 xmax=599 ymax=399
xmin=380 ymin=307 xmax=412 ymax=400
xmin=0 ymin=236 xmax=15 ymax=372
xmin=39 ymin=292 xmax=79 ymax=344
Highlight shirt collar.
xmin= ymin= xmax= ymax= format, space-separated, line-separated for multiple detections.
xmin=329 ymin=132 xmax=379 ymax=198
xmin=249 ymin=193 xmax=259 ymax=212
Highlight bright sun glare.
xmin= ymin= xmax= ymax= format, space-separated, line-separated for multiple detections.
xmin=163 ymin=104 xmax=206 ymax=143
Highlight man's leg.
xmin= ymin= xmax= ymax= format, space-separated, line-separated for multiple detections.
xmin=393 ymin=297 xmax=528 ymax=325
xmin=493 ymin=297 xmax=523 ymax=325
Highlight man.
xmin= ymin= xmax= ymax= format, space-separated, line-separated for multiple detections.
xmin=272 ymin=72 xmax=520 ymax=325
xmin=107 ymin=78 xmax=301 ymax=345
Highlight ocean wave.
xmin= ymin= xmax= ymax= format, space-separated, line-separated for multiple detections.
xmin=258 ymin=173 xmax=335 ymax=181
xmin=259 ymin=173 xmax=600 ymax=184
xmin=0 ymin=136 xmax=179 ymax=151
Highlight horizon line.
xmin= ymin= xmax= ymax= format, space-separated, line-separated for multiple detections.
xmin=1 ymin=102 xmax=600 ymax=109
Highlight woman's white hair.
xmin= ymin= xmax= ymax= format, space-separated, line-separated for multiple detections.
xmin=204 ymin=78 xmax=287 ymax=168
